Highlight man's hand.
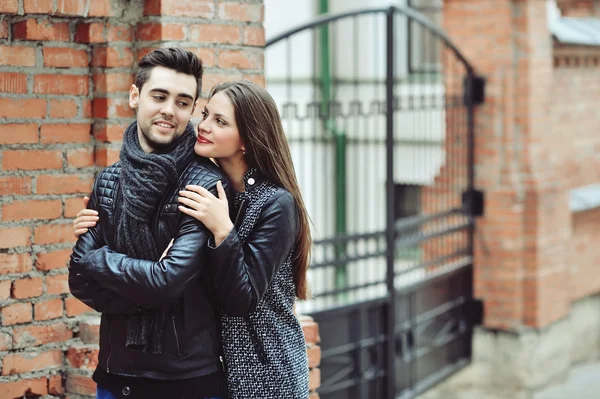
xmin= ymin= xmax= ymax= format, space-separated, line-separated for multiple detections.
xmin=73 ymin=196 xmax=99 ymax=238
xmin=160 ymin=239 xmax=174 ymax=261
xmin=177 ymin=180 xmax=233 ymax=246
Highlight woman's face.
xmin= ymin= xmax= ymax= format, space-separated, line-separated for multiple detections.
xmin=194 ymin=91 xmax=244 ymax=161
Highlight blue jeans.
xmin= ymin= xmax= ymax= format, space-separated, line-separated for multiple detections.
xmin=97 ymin=386 xmax=224 ymax=399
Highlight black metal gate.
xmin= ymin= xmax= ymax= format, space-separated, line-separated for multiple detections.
xmin=265 ymin=5 xmax=484 ymax=399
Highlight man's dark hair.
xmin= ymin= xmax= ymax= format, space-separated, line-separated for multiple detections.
xmin=135 ymin=47 xmax=203 ymax=100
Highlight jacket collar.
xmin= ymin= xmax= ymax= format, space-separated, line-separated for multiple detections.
xmin=242 ymin=167 xmax=260 ymax=192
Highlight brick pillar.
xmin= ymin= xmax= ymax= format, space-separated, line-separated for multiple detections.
xmin=300 ymin=315 xmax=321 ymax=398
xmin=0 ymin=0 xmax=294 ymax=397
xmin=443 ymin=0 xmax=571 ymax=331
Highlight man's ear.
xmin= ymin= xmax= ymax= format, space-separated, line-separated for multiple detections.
xmin=129 ymin=84 xmax=140 ymax=109
xmin=191 ymin=99 xmax=198 ymax=115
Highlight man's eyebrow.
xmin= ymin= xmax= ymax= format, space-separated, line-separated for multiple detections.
xmin=150 ymin=88 xmax=194 ymax=101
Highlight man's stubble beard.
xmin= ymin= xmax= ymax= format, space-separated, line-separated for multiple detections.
xmin=139 ymin=122 xmax=186 ymax=152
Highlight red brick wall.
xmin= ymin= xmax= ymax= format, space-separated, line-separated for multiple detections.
xmin=0 ymin=0 xmax=319 ymax=397
xmin=571 ymin=207 xmax=600 ymax=301
xmin=443 ymin=0 xmax=600 ymax=331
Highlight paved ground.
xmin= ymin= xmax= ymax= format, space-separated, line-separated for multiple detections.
xmin=534 ymin=362 xmax=600 ymax=399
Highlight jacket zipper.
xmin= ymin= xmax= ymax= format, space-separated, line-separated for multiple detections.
xmin=172 ymin=315 xmax=182 ymax=356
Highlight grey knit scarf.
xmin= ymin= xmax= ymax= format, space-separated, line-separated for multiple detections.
xmin=116 ymin=121 xmax=196 ymax=354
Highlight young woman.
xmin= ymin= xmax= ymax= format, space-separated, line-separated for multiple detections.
xmin=73 ymin=81 xmax=312 ymax=399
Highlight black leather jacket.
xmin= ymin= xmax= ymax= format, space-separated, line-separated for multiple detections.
xmin=69 ymin=156 xmax=229 ymax=381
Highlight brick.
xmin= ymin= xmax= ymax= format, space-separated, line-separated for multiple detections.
xmin=34 ymin=298 xmax=64 ymax=321
xmin=82 ymin=99 xmax=93 ymax=118
xmin=0 ymin=45 xmax=36 ymax=66
xmin=0 ymin=176 xmax=33 ymax=196
xmin=187 ymin=47 xmax=216 ymax=68
xmin=0 ymin=20 xmax=7 ymax=39
xmin=0 ymin=330 xmax=11 ymax=350
xmin=93 ymin=72 xmax=134 ymax=94
xmin=145 ymin=0 xmax=215 ymax=18
xmin=135 ymin=46 xmax=160 ymax=61
xmin=0 ymin=124 xmax=38 ymax=144
xmin=1 ymin=302 xmax=32 ymax=325
xmin=2 ymin=349 xmax=62 ymax=375
xmin=66 ymin=345 xmax=99 ymax=369
xmin=64 ymin=197 xmax=88 ymax=219
xmin=0 ymin=280 xmax=10 ymax=300
xmin=0 ymin=98 xmax=46 ymax=119
xmin=65 ymin=296 xmax=94 ymax=317
xmin=2 ymin=150 xmax=63 ymax=171
xmin=94 ymin=148 xmax=120 ymax=167
xmin=92 ymin=46 xmax=134 ymax=67
xmin=107 ymin=23 xmax=133 ymax=42
xmin=13 ymin=19 xmax=70 ymax=41
xmin=0 ymin=72 xmax=28 ymax=93
xmin=242 ymin=73 xmax=265 ymax=88
xmin=0 ymin=227 xmax=31 ymax=248
xmin=78 ymin=319 xmax=100 ymax=344
xmin=12 ymin=277 xmax=43 ymax=299
xmin=34 ymin=74 xmax=89 ymax=95
xmin=66 ymin=372 xmax=96 ymax=396
xmin=244 ymin=26 xmax=265 ymax=46
xmin=189 ymin=24 xmax=241 ymax=45
xmin=307 ymin=345 xmax=321 ymax=369
xmin=300 ymin=317 xmax=320 ymax=345
xmin=0 ymin=0 xmax=18 ymax=13
xmin=37 ymin=174 xmax=93 ymax=195
xmin=219 ymin=3 xmax=263 ymax=22
xmin=136 ymin=23 xmax=186 ymax=41
xmin=93 ymin=97 xmax=133 ymax=119
xmin=0 ymin=378 xmax=48 ymax=399
xmin=23 ymin=0 xmax=53 ymax=13
xmin=36 ymin=249 xmax=72 ymax=271
xmin=202 ymin=73 xmax=241 ymax=94
xmin=49 ymin=374 xmax=64 ymax=395
xmin=43 ymin=47 xmax=88 ymax=68
xmin=309 ymin=367 xmax=321 ymax=392
xmin=34 ymin=223 xmax=75 ymax=245
xmin=219 ymin=50 xmax=263 ymax=70
xmin=46 ymin=274 xmax=68 ymax=295
xmin=94 ymin=123 xmax=126 ymax=142
xmin=41 ymin=123 xmax=91 ymax=144
xmin=2 ymin=199 xmax=62 ymax=221
xmin=49 ymin=99 xmax=78 ymax=119
xmin=56 ymin=0 xmax=87 ymax=16
xmin=67 ymin=148 xmax=95 ymax=168
xmin=0 ymin=253 xmax=33 ymax=275
xmin=75 ymin=22 xmax=105 ymax=43
xmin=88 ymin=0 xmax=115 ymax=17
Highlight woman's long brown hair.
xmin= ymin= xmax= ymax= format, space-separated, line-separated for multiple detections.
xmin=209 ymin=81 xmax=311 ymax=299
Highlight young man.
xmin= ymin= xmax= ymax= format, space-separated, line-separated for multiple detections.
xmin=69 ymin=48 xmax=228 ymax=399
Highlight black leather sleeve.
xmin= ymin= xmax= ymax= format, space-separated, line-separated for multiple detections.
xmin=68 ymin=176 xmax=142 ymax=315
xmin=209 ymin=190 xmax=299 ymax=316
xmin=78 ymin=182 xmax=219 ymax=307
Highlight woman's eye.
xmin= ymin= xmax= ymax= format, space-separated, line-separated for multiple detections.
xmin=201 ymin=111 xmax=208 ymax=119
xmin=217 ymin=119 xmax=226 ymax=125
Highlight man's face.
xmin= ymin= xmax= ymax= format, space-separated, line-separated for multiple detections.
xmin=129 ymin=66 xmax=198 ymax=153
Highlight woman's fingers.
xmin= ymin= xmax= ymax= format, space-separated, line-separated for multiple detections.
xmin=75 ymin=215 xmax=99 ymax=223
xmin=183 ymin=185 xmax=214 ymax=198
xmin=74 ymin=228 xmax=89 ymax=237
xmin=177 ymin=196 xmax=207 ymax=212
xmin=76 ymin=209 xmax=98 ymax=218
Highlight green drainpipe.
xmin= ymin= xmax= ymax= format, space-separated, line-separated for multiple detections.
xmin=318 ymin=0 xmax=347 ymax=297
